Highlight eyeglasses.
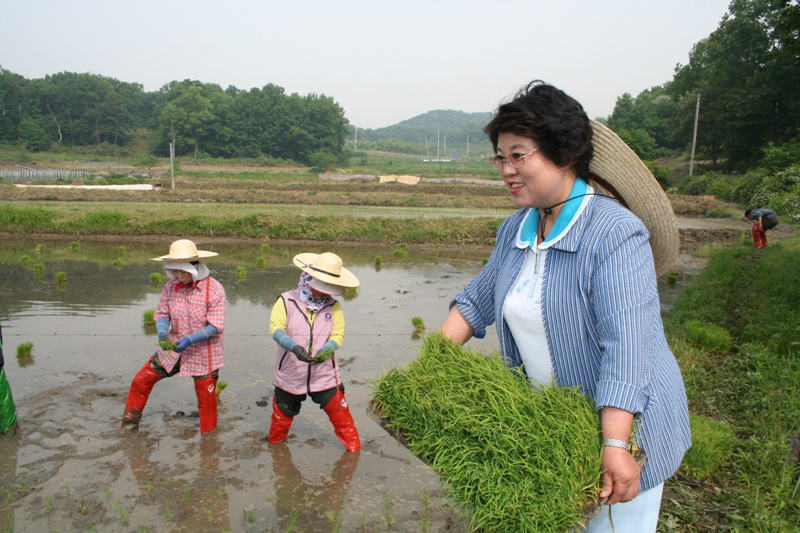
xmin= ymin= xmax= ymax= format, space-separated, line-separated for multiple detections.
xmin=489 ymin=148 xmax=540 ymax=170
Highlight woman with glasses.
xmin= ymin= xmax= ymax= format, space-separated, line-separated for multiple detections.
xmin=440 ymin=81 xmax=690 ymax=532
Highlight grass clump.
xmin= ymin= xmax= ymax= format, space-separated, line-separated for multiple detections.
xmin=680 ymin=414 xmax=735 ymax=480
xmin=143 ymin=309 xmax=155 ymax=325
xmin=370 ymin=334 xmax=602 ymax=532
xmin=16 ymin=342 xmax=33 ymax=358
xmin=682 ymin=319 xmax=733 ymax=353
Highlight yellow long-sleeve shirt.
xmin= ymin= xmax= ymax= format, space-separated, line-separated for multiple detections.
xmin=269 ymin=297 xmax=345 ymax=349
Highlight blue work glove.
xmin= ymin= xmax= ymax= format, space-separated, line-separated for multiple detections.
xmin=174 ymin=337 xmax=192 ymax=353
xmin=315 ymin=340 xmax=338 ymax=358
xmin=174 ymin=325 xmax=218 ymax=353
xmin=156 ymin=317 xmax=169 ymax=342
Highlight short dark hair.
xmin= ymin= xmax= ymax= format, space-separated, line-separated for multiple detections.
xmin=744 ymin=209 xmax=752 ymax=217
xmin=483 ymin=80 xmax=594 ymax=178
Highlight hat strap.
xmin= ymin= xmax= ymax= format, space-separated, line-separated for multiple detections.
xmin=296 ymin=260 xmax=340 ymax=278
xmin=539 ymin=191 xmax=616 ymax=242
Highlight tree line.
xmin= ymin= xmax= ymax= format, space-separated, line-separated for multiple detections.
xmin=0 ymin=73 xmax=349 ymax=167
xmin=607 ymin=0 xmax=799 ymax=173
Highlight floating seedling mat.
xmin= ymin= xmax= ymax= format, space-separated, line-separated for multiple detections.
xmin=368 ymin=333 xmax=646 ymax=533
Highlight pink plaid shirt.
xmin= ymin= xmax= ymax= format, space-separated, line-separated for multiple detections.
xmin=155 ymin=277 xmax=226 ymax=377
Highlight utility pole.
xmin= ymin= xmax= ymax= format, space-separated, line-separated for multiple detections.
xmin=689 ymin=93 xmax=701 ymax=177
xmin=169 ymin=142 xmax=175 ymax=190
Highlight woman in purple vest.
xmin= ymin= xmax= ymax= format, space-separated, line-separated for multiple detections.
xmin=268 ymin=252 xmax=361 ymax=452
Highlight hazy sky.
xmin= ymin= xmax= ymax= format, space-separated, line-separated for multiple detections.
xmin=2 ymin=0 xmax=731 ymax=130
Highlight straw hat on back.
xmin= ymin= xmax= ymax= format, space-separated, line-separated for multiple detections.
xmin=587 ymin=120 xmax=679 ymax=278
xmin=151 ymin=239 xmax=218 ymax=262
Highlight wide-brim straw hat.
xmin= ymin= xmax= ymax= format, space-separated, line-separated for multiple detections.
xmin=293 ymin=252 xmax=360 ymax=288
xmin=151 ymin=239 xmax=219 ymax=262
xmin=588 ymin=120 xmax=679 ymax=278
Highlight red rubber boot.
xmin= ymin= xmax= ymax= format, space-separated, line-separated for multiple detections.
xmin=121 ymin=360 xmax=163 ymax=430
xmin=268 ymin=397 xmax=294 ymax=444
xmin=322 ymin=390 xmax=360 ymax=452
xmin=194 ymin=376 xmax=218 ymax=433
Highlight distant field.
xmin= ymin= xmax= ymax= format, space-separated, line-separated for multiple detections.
xmin=2 ymin=200 xmax=515 ymax=219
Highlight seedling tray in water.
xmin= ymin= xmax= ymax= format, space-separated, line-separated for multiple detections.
xmin=367 ymin=398 xmax=647 ymax=532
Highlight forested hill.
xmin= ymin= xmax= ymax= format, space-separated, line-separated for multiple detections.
xmin=350 ymin=110 xmax=494 ymax=156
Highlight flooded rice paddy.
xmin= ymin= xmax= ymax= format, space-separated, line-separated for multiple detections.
xmin=0 ymin=236 xmax=687 ymax=532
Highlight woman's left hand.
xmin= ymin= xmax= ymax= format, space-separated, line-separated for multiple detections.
xmin=599 ymin=446 xmax=641 ymax=504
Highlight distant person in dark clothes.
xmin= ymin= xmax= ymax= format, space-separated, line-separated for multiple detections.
xmin=745 ymin=209 xmax=779 ymax=249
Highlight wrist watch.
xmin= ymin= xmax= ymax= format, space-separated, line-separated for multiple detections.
xmin=601 ymin=438 xmax=632 ymax=452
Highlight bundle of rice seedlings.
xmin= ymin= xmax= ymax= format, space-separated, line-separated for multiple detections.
xmin=370 ymin=333 xmax=604 ymax=533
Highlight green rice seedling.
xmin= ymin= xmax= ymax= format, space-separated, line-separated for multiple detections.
xmin=181 ymin=484 xmax=193 ymax=500
xmin=150 ymin=272 xmax=162 ymax=284
xmin=680 ymin=414 xmax=735 ymax=480
xmin=33 ymin=263 xmax=44 ymax=272
xmin=143 ymin=309 xmax=156 ymax=325
xmin=393 ymin=249 xmax=406 ymax=260
xmin=70 ymin=241 xmax=81 ymax=251
xmin=79 ymin=500 xmax=89 ymax=515
xmin=236 ymin=266 xmax=247 ymax=277
xmin=482 ymin=257 xmax=489 ymax=264
xmin=43 ymin=495 xmax=53 ymax=513
xmin=216 ymin=381 xmax=229 ymax=398
xmin=162 ymin=501 xmax=171 ymax=521
xmin=325 ymin=510 xmax=344 ymax=532
xmin=411 ymin=317 xmax=426 ymax=333
xmin=370 ymin=333 xmax=604 ymax=533
xmin=112 ymin=257 xmax=123 ymax=268
xmin=261 ymin=243 xmax=271 ymax=253
xmin=55 ymin=272 xmax=66 ymax=282
xmin=286 ymin=509 xmax=299 ymax=532
xmin=256 ymin=256 xmax=265 ymax=268
xmin=35 ymin=244 xmax=44 ymax=253
xmin=16 ymin=342 xmax=33 ymax=358
xmin=398 ymin=243 xmax=407 ymax=250
xmin=303 ymin=488 xmax=312 ymax=504
xmin=117 ymin=246 xmax=127 ymax=256
xmin=264 ymin=488 xmax=276 ymax=502
xmin=145 ymin=478 xmax=153 ymax=497
xmin=158 ymin=340 xmax=177 ymax=351
xmin=383 ymin=491 xmax=394 ymax=528
xmin=683 ymin=319 xmax=732 ymax=353
xmin=374 ymin=255 xmax=382 ymax=265
xmin=282 ymin=251 xmax=289 ymax=259
xmin=20 ymin=255 xmax=31 ymax=266
xmin=245 ymin=507 xmax=256 ymax=523
xmin=115 ymin=500 xmax=128 ymax=520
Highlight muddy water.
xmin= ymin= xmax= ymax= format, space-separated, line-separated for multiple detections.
xmin=0 ymin=238 xmax=687 ymax=533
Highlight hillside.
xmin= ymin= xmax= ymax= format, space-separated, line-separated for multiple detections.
xmin=350 ymin=110 xmax=494 ymax=157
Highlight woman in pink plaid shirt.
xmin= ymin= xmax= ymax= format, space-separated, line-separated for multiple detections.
xmin=121 ymin=239 xmax=226 ymax=433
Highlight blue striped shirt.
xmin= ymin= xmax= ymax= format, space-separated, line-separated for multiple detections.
xmin=451 ymin=195 xmax=691 ymax=489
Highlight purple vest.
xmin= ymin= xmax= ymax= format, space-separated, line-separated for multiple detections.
xmin=272 ymin=289 xmax=341 ymax=394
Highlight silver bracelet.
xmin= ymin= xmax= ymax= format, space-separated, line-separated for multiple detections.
xmin=601 ymin=438 xmax=632 ymax=452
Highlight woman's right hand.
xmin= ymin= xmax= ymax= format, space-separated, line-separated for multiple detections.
xmin=290 ymin=345 xmax=313 ymax=364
